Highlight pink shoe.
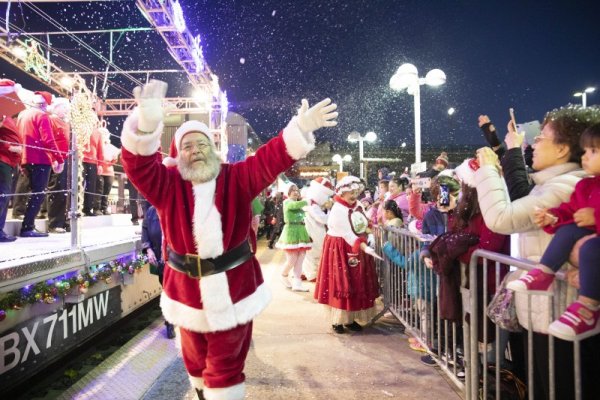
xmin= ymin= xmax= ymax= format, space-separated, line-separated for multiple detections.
xmin=506 ymin=268 xmax=555 ymax=293
xmin=548 ymin=301 xmax=600 ymax=341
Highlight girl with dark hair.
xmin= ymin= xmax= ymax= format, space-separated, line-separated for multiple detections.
xmin=383 ymin=199 xmax=403 ymax=227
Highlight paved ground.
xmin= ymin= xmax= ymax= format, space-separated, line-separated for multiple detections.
xmin=66 ymin=240 xmax=461 ymax=399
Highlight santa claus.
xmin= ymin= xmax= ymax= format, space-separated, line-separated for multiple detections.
xmin=301 ymin=177 xmax=334 ymax=281
xmin=120 ymin=80 xmax=337 ymax=400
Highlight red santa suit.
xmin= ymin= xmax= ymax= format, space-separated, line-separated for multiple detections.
xmin=314 ymin=178 xmax=379 ymax=325
xmin=120 ymin=110 xmax=315 ymax=400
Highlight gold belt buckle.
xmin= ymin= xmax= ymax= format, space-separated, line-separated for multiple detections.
xmin=184 ymin=253 xmax=202 ymax=278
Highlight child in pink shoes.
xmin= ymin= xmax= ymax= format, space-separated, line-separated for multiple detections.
xmin=507 ymin=123 xmax=600 ymax=341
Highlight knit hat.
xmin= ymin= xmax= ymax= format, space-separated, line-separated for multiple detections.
xmin=335 ymin=175 xmax=361 ymax=195
xmin=33 ymin=91 xmax=53 ymax=105
xmin=174 ymin=120 xmax=212 ymax=152
xmin=454 ymin=158 xmax=479 ymax=188
xmin=306 ymin=177 xmax=335 ymax=206
xmin=435 ymin=152 xmax=449 ymax=167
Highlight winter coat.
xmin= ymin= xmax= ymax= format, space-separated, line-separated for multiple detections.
xmin=429 ymin=231 xmax=479 ymax=321
xmin=17 ymin=108 xmax=63 ymax=165
xmin=500 ymin=147 xmax=534 ymax=201
xmin=99 ymin=142 xmax=120 ymax=176
xmin=142 ymin=205 xmax=164 ymax=273
xmin=0 ymin=116 xmax=22 ymax=167
xmin=422 ymin=207 xmax=454 ymax=236
xmin=49 ymin=115 xmax=70 ymax=157
xmin=121 ymin=110 xmax=314 ymax=333
xmin=383 ymin=243 xmax=435 ymax=300
xmin=544 ymin=175 xmax=600 ymax=235
xmin=474 ymin=162 xmax=583 ymax=333
xmin=82 ymin=128 xmax=104 ymax=165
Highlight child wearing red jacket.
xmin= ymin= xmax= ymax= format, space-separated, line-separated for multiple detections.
xmin=509 ymin=123 xmax=600 ymax=341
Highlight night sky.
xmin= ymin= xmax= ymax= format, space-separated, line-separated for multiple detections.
xmin=1 ymin=0 xmax=599 ymax=155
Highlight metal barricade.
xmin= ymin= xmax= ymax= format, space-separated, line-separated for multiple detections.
xmin=465 ymin=249 xmax=584 ymax=400
xmin=372 ymin=225 xmax=466 ymax=389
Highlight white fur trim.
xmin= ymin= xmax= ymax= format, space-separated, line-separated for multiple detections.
xmin=192 ymin=181 xmax=224 ymax=259
xmin=162 ymin=156 xmax=178 ymax=167
xmin=203 ymin=382 xmax=245 ymax=400
xmin=275 ymin=242 xmax=312 ymax=250
xmin=200 ymin=272 xmax=237 ymax=330
xmin=189 ymin=375 xmax=204 ymax=390
xmin=282 ymin=117 xmax=315 ymax=160
xmin=160 ymin=282 xmax=272 ymax=332
xmin=120 ymin=108 xmax=164 ymax=156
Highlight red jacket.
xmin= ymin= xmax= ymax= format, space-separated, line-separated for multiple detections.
xmin=82 ymin=129 xmax=104 ymax=165
xmin=121 ymin=120 xmax=310 ymax=333
xmin=50 ymin=115 xmax=70 ymax=156
xmin=545 ymin=175 xmax=600 ymax=235
xmin=17 ymin=108 xmax=64 ymax=165
xmin=0 ymin=116 xmax=22 ymax=167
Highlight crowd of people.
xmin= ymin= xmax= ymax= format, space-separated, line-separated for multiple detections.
xmin=3 ymin=74 xmax=600 ymax=399
xmin=0 ymin=79 xmax=144 ymax=243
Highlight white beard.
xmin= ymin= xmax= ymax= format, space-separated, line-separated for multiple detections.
xmin=178 ymin=151 xmax=221 ymax=183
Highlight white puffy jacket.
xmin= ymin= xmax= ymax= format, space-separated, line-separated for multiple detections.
xmin=474 ymin=162 xmax=584 ymax=333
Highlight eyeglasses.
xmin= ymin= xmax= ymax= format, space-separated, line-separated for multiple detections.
xmin=533 ymin=135 xmax=552 ymax=144
xmin=181 ymin=141 xmax=211 ymax=152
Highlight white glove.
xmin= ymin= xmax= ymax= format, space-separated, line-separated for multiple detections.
xmin=367 ymin=233 xmax=375 ymax=247
xmin=364 ymin=246 xmax=383 ymax=261
xmin=296 ymin=98 xmax=338 ymax=134
xmin=133 ymin=79 xmax=168 ymax=133
xmin=8 ymin=145 xmax=22 ymax=154
xmin=52 ymin=161 xmax=64 ymax=174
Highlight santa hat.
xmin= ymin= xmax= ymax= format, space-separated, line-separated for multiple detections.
xmin=174 ymin=120 xmax=212 ymax=152
xmin=306 ymin=177 xmax=335 ymax=206
xmin=335 ymin=175 xmax=361 ymax=195
xmin=33 ymin=91 xmax=53 ymax=105
xmin=408 ymin=219 xmax=423 ymax=235
xmin=0 ymin=79 xmax=17 ymax=95
xmin=454 ymin=158 xmax=480 ymax=188
xmin=435 ymin=151 xmax=449 ymax=167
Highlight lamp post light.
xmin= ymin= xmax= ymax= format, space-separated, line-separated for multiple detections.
xmin=573 ymin=87 xmax=596 ymax=108
xmin=390 ymin=63 xmax=446 ymax=164
xmin=332 ymin=153 xmax=352 ymax=172
xmin=347 ymin=130 xmax=377 ymax=179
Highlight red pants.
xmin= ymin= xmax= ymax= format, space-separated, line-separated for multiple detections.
xmin=180 ymin=322 xmax=253 ymax=395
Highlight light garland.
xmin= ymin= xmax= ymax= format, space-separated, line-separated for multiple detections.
xmin=70 ymin=89 xmax=98 ymax=215
xmin=192 ymin=34 xmax=204 ymax=73
xmin=0 ymin=253 xmax=148 ymax=322
xmin=172 ymin=0 xmax=186 ymax=33
xmin=23 ymin=39 xmax=50 ymax=82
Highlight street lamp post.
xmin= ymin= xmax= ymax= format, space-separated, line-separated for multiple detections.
xmin=347 ymin=131 xmax=377 ymax=179
xmin=390 ymin=63 xmax=446 ymax=164
xmin=332 ymin=154 xmax=352 ymax=172
xmin=573 ymin=87 xmax=596 ymax=108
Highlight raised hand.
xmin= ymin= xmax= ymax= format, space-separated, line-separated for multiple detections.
xmin=296 ymin=98 xmax=338 ymax=134
xmin=132 ymin=80 xmax=168 ymax=133
xmin=504 ymin=120 xmax=525 ymax=149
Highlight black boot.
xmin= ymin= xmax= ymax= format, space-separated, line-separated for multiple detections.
xmin=344 ymin=321 xmax=363 ymax=332
xmin=195 ymin=388 xmax=205 ymax=400
xmin=332 ymin=324 xmax=345 ymax=334
xmin=165 ymin=322 xmax=176 ymax=339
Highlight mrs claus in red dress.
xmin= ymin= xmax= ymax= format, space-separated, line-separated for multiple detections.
xmin=314 ymin=176 xmax=381 ymax=334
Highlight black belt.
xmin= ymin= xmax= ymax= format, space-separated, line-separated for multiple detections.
xmin=167 ymin=240 xmax=253 ymax=279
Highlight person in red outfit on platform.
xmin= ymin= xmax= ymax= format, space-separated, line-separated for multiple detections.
xmin=47 ymin=97 xmax=71 ymax=233
xmin=121 ymin=80 xmax=337 ymax=400
xmin=81 ymin=124 xmax=104 ymax=216
xmin=17 ymin=91 xmax=64 ymax=237
xmin=0 ymin=80 xmax=23 ymax=242
xmin=314 ymin=175 xmax=382 ymax=334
